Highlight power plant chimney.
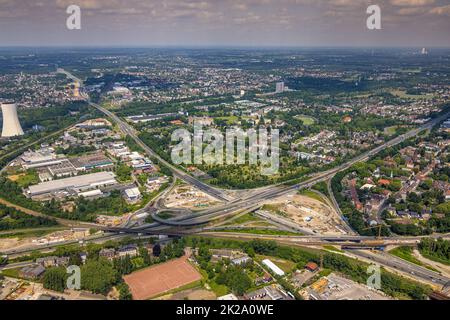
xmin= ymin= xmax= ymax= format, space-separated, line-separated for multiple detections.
xmin=1 ymin=103 xmax=24 ymax=138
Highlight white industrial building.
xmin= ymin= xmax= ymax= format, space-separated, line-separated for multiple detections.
xmin=21 ymin=148 xmax=66 ymax=170
xmin=123 ymin=187 xmax=142 ymax=203
xmin=262 ymin=259 xmax=285 ymax=277
xmin=26 ymin=171 xmax=118 ymax=198
xmin=1 ymin=103 xmax=24 ymax=138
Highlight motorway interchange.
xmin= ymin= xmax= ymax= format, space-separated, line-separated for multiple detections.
xmin=6 ymin=68 xmax=447 ymax=289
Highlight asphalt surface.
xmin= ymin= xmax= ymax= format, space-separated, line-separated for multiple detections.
xmin=349 ymin=249 xmax=450 ymax=287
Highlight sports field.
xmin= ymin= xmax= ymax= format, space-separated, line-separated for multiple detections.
xmin=123 ymin=256 xmax=202 ymax=300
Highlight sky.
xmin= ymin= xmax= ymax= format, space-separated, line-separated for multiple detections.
xmin=0 ymin=0 xmax=449 ymax=47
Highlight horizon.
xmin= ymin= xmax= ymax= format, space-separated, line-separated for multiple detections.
xmin=1 ymin=45 xmax=450 ymax=50
xmin=0 ymin=0 xmax=449 ymax=47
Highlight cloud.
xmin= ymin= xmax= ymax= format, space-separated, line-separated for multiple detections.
xmin=329 ymin=0 xmax=367 ymax=7
xmin=397 ymin=7 xmax=428 ymax=15
xmin=55 ymin=0 xmax=110 ymax=10
xmin=390 ymin=0 xmax=435 ymax=6
xmin=430 ymin=4 xmax=450 ymax=16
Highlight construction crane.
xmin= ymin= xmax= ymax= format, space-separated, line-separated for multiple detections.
xmin=363 ymin=224 xmax=383 ymax=240
xmin=360 ymin=225 xmax=387 ymax=250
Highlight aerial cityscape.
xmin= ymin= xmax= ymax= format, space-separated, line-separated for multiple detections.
xmin=0 ymin=0 xmax=449 ymax=309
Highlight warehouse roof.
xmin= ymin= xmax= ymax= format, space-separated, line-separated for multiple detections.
xmin=27 ymin=172 xmax=117 ymax=196
xmin=262 ymin=259 xmax=285 ymax=277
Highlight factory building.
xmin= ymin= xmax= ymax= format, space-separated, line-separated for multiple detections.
xmin=1 ymin=103 xmax=24 ymax=138
xmin=123 ymin=187 xmax=142 ymax=203
xmin=126 ymin=113 xmax=178 ymax=124
xmin=21 ymin=148 xmax=66 ymax=170
xmin=70 ymin=152 xmax=114 ymax=171
xmin=262 ymin=259 xmax=285 ymax=277
xmin=25 ymin=171 xmax=118 ymax=199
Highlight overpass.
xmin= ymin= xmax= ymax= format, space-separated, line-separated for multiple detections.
xmin=135 ymin=108 xmax=450 ymax=228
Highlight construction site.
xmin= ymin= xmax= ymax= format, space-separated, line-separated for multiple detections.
xmin=261 ymin=193 xmax=349 ymax=235
xmin=163 ymin=184 xmax=222 ymax=210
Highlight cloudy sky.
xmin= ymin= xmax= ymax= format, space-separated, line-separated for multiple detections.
xmin=0 ymin=0 xmax=449 ymax=47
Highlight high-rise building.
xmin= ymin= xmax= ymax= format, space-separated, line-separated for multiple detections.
xmin=1 ymin=103 xmax=24 ymax=138
xmin=276 ymin=82 xmax=285 ymax=93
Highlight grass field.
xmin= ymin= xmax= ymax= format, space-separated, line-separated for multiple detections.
xmin=389 ymin=247 xmax=440 ymax=272
xmin=157 ymin=212 xmax=176 ymax=220
xmin=223 ymin=213 xmax=262 ymax=226
xmin=389 ymin=89 xmax=434 ymax=100
xmin=208 ymin=281 xmax=229 ymax=297
xmin=299 ymin=189 xmax=328 ymax=204
xmin=256 ymin=255 xmax=297 ymax=273
xmin=419 ymin=252 xmax=450 ymax=267
xmin=218 ymin=228 xmax=302 ymax=236
xmin=261 ymin=204 xmax=287 ymax=217
xmin=0 ymin=228 xmax=65 ymax=240
xmin=323 ymin=245 xmax=344 ymax=253
xmin=384 ymin=126 xmax=399 ymax=135
xmin=0 ymin=268 xmax=21 ymax=279
xmin=215 ymin=116 xmax=239 ymax=125
xmin=294 ymin=115 xmax=315 ymax=126
xmin=10 ymin=171 xmax=39 ymax=188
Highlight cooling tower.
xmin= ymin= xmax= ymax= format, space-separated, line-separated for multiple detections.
xmin=1 ymin=103 xmax=24 ymax=138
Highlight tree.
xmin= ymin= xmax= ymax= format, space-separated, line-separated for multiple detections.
xmin=81 ymin=259 xmax=118 ymax=295
xmin=197 ymin=246 xmax=212 ymax=263
xmin=43 ymin=267 xmax=67 ymax=293
xmin=113 ymin=255 xmax=133 ymax=275
xmin=69 ymin=253 xmax=82 ymax=266
xmin=418 ymin=238 xmax=450 ymax=264
xmin=216 ymin=266 xmax=252 ymax=296
xmin=139 ymin=247 xmax=152 ymax=266
xmin=153 ymin=244 xmax=161 ymax=257
xmin=435 ymin=203 xmax=450 ymax=215
xmin=117 ymin=283 xmax=132 ymax=300
xmin=245 ymin=247 xmax=256 ymax=258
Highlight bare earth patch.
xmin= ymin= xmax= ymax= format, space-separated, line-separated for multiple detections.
xmin=124 ymin=256 xmax=202 ymax=300
xmin=263 ymin=194 xmax=347 ymax=235
xmin=164 ymin=185 xmax=222 ymax=210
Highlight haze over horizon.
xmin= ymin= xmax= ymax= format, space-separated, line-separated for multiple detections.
xmin=0 ymin=0 xmax=449 ymax=48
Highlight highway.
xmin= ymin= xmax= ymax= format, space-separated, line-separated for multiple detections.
xmin=87 ymin=100 xmax=232 ymax=202
xmin=348 ymin=250 xmax=450 ymax=287
xmin=191 ymin=231 xmax=450 ymax=287
xmin=139 ymin=108 xmax=450 ymax=228
xmin=5 ymin=228 xmax=448 ymax=259
xmin=57 ymin=68 xmax=232 ymax=203
xmin=58 ymin=68 xmax=450 ymax=231
xmin=48 ymin=68 xmax=450 ymax=289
